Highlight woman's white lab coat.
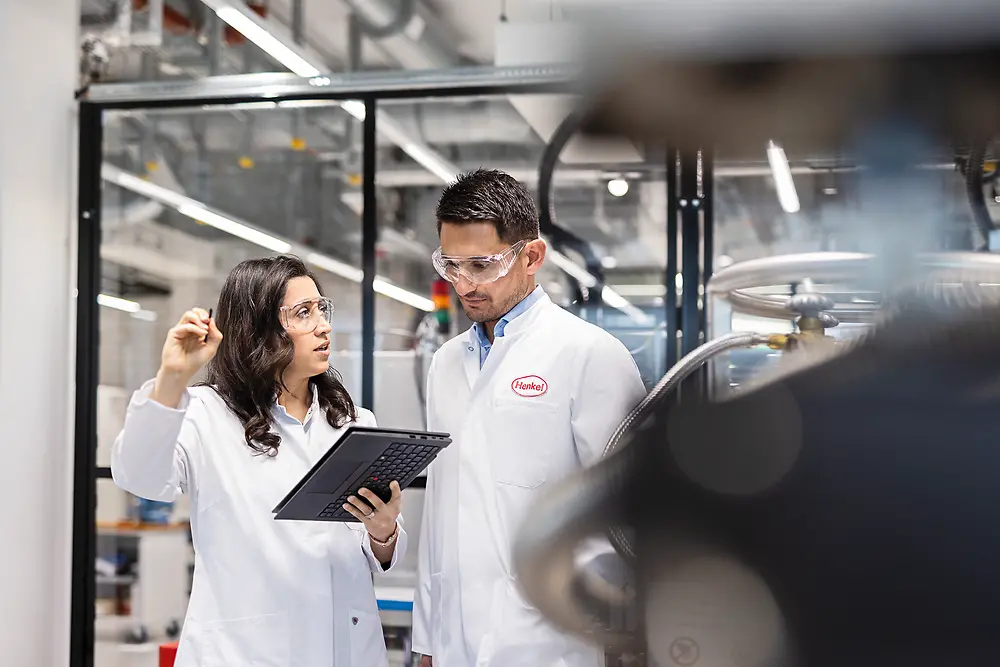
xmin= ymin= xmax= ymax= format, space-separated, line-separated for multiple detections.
xmin=111 ymin=381 xmax=406 ymax=667
xmin=412 ymin=292 xmax=648 ymax=667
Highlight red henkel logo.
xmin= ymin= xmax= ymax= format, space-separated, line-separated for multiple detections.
xmin=511 ymin=375 xmax=548 ymax=397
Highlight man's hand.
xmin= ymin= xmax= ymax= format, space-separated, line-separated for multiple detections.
xmin=419 ymin=655 xmax=433 ymax=667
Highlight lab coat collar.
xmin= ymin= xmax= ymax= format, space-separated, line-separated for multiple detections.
xmin=272 ymin=383 xmax=319 ymax=426
xmin=495 ymin=290 xmax=550 ymax=338
xmin=460 ymin=291 xmax=552 ymax=389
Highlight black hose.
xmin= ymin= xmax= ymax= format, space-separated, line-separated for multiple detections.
xmin=538 ymin=111 xmax=607 ymax=300
xmin=965 ymin=143 xmax=996 ymax=249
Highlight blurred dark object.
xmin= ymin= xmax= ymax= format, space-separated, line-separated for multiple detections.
xmin=573 ymin=1 xmax=1000 ymax=157
xmin=514 ymin=1 xmax=1000 ymax=664
xmin=630 ymin=284 xmax=1000 ymax=667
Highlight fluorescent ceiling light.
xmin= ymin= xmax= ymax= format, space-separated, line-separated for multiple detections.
xmin=98 ymin=294 xmax=159 ymax=321
xmin=377 ymin=112 xmax=458 ymax=183
xmin=97 ymin=293 xmax=140 ymax=313
xmin=767 ymin=140 xmax=800 ymax=214
xmin=214 ymin=6 xmax=321 ymax=78
xmin=131 ymin=309 xmax=159 ymax=322
xmin=401 ymin=141 xmax=459 ymax=184
xmin=546 ymin=247 xmax=598 ymax=288
xmin=102 ymin=166 xmax=189 ymax=209
xmin=305 ymin=252 xmax=364 ymax=283
xmin=205 ymin=1 xmax=448 ymax=186
xmin=340 ymin=100 xmax=366 ymax=122
xmin=178 ymin=204 xmax=292 ymax=253
xmin=374 ymin=278 xmax=435 ymax=312
xmin=103 ymin=165 xmax=433 ymax=312
xmin=611 ymin=284 xmax=667 ymax=297
xmin=197 ymin=0 xmax=635 ymax=319
xmin=544 ymin=244 xmax=648 ymax=322
xmin=601 ymin=287 xmax=652 ymax=324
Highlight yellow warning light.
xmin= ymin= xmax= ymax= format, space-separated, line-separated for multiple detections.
xmin=144 ymin=161 xmax=159 ymax=173
xmin=291 ymin=137 xmax=306 ymax=151
xmin=346 ymin=173 xmax=362 ymax=186
xmin=238 ymin=156 xmax=255 ymax=169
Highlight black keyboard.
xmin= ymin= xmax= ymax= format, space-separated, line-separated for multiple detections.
xmin=318 ymin=441 xmax=439 ymax=520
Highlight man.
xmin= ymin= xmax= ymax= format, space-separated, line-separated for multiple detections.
xmin=412 ymin=169 xmax=647 ymax=667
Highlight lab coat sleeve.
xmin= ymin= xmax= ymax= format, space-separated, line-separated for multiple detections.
xmin=411 ymin=353 xmax=438 ymax=656
xmin=354 ymin=408 xmax=410 ymax=574
xmin=570 ymin=335 xmax=648 ymax=467
xmin=110 ymin=378 xmax=197 ymax=503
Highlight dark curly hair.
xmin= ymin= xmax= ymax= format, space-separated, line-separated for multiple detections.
xmin=200 ymin=255 xmax=357 ymax=455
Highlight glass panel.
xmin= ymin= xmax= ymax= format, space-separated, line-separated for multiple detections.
xmin=710 ymin=146 xmax=982 ymax=389
xmin=374 ymin=93 xmax=669 ymax=403
xmin=96 ymin=101 xmax=364 ymax=659
xmin=94 ymin=478 xmax=192 ymax=658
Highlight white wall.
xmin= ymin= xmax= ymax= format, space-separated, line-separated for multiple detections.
xmin=0 ymin=0 xmax=79 ymax=665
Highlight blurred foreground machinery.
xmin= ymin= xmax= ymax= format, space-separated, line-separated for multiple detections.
xmin=513 ymin=2 xmax=1000 ymax=666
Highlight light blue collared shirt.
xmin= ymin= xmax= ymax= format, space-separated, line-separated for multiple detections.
xmin=473 ymin=285 xmax=545 ymax=368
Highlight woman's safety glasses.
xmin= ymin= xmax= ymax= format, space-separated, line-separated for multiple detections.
xmin=431 ymin=240 xmax=526 ymax=285
xmin=279 ymin=297 xmax=335 ymax=333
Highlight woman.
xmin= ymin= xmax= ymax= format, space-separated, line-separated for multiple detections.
xmin=111 ymin=255 xmax=405 ymax=667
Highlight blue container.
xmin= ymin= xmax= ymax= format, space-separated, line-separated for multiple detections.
xmin=137 ymin=498 xmax=174 ymax=524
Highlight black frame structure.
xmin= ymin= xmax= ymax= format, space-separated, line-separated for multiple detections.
xmin=71 ymin=65 xmax=713 ymax=667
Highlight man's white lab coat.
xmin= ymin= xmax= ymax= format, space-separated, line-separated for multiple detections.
xmin=412 ymin=292 xmax=647 ymax=667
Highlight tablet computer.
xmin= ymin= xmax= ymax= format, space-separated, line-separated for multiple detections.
xmin=272 ymin=426 xmax=452 ymax=522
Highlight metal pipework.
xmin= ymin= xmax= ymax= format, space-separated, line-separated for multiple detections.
xmin=604 ymin=331 xmax=783 ymax=561
xmin=512 ymin=331 xmax=790 ymax=653
xmin=707 ymin=251 xmax=1000 ymax=336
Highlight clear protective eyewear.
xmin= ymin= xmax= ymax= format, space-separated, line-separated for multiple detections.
xmin=279 ymin=296 xmax=335 ymax=333
xmin=431 ymin=240 xmax=527 ymax=285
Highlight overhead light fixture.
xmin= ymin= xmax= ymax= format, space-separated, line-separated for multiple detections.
xmin=766 ymin=140 xmax=801 ymax=213
xmin=305 ymin=252 xmax=364 ymax=283
xmin=374 ymin=278 xmax=435 ymax=311
xmin=197 ymin=1 xmax=634 ymax=320
xmin=340 ymin=100 xmax=366 ymax=122
xmin=97 ymin=293 xmax=140 ymax=313
xmin=546 ymin=248 xmax=598 ymax=288
xmin=400 ymin=140 xmax=459 ymax=184
xmin=178 ymin=204 xmax=292 ymax=253
xmin=610 ymin=284 xmax=667 ymax=297
xmin=607 ymin=178 xmax=629 ymax=197
xmin=98 ymin=293 xmax=159 ymax=321
xmin=213 ymin=6 xmax=321 ymax=78
xmin=600 ymin=287 xmax=651 ymax=323
xmin=103 ymin=165 xmax=434 ymax=312
xmin=203 ymin=1 xmax=452 ymax=186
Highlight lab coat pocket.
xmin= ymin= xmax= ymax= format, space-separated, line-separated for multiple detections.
xmin=490 ymin=397 xmax=559 ymax=489
xmin=349 ymin=607 xmax=387 ymax=666
xmin=202 ymin=610 xmax=290 ymax=667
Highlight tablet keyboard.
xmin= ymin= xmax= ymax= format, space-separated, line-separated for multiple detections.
xmin=319 ymin=441 xmax=440 ymax=519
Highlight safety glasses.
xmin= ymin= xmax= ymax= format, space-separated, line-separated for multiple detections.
xmin=279 ymin=296 xmax=335 ymax=333
xmin=431 ymin=240 xmax=527 ymax=285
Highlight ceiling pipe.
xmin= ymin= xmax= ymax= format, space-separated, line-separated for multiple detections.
xmin=335 ymin=0 xmax=459 ymax=69
xmin=352 ymin=0 xmax=415 ymax=38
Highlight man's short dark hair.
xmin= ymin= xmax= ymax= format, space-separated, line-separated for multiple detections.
xmin=435 ymin=168 xmax=539 ymax=243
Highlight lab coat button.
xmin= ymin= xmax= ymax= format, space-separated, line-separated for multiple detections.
xmin=352 ymin=616 xmax=358 ymax=625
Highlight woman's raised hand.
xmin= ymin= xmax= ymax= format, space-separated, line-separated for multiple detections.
xmin=152 ymin=308 xmax=222 ymax=408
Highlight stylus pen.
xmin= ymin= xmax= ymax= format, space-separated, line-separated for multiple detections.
xmin=204 ymin=308 xmax=213 ymax=343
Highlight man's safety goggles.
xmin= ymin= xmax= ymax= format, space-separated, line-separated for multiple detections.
xmin=431 ymin=240 xmax=527 ymax=285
